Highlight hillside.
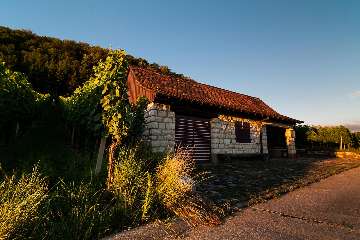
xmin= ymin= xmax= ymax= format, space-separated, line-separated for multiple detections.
xmin=0 ymin=26 xmax=179 ymax=96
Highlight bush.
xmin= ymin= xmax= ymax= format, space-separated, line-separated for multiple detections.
xmin=0 ymin=166 xmax=48 ymax=240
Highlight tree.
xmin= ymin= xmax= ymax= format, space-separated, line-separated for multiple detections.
xmin=296 ymin=124 xmax=353 ymax=150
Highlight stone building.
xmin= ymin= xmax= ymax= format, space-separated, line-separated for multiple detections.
xmin=127 ymin=66 xmax=302 ymax=162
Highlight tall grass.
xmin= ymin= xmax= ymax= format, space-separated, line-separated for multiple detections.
xmin=0 ymin=166 xmax=48 ymax=240
xmin=40 ymin=180 xmax=116 ymax=240
xmin=109 ymin=146 xmax=157 ymax=223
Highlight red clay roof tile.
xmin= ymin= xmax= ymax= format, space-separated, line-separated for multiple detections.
xmin=128 ymin=66 xmax=301 ymax=124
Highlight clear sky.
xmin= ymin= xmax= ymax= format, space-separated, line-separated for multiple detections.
xmin=1 ymin=0 xmax=360 ymax=128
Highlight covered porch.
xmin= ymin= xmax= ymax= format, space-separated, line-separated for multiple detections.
xmin=265 ymin=124 xmax=296 ymax=158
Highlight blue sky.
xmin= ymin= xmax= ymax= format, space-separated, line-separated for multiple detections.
xmin=1 ymin=0 xmax=360 ymax=128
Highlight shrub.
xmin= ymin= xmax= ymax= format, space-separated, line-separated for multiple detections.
xmin=0 ymin=166 xmax=48 ymax=240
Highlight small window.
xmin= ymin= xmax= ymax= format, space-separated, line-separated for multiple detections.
xmin=235 ymin=121 xmax=251 ymax=143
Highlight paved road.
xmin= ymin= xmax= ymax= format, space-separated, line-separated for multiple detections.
xmin=109 ymin=167 xmax=360 ymax=240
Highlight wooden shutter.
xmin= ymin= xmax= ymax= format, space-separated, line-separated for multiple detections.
xmin=175 ymin=115 xmax=211 ymax=161
xmin=235 ymin=121 xmax=251 ymax=143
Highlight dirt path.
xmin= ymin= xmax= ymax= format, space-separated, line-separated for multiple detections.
xmin=108 ymin=166 xmax=360 ymax=240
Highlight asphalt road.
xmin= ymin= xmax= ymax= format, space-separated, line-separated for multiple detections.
xmin=108 ymin=166 xmax=360 ymax=240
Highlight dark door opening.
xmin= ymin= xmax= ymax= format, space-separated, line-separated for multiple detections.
xmin=175 ymin=115 xmax=211 ymax=161
xmin=266 ymin=125 xmax=287 ymax=158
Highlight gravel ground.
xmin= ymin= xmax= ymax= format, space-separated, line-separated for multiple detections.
xmin=196 ymin=157 xmax=360 ymax=209
xmin=106 ymin=157 xmax=360 ymax=240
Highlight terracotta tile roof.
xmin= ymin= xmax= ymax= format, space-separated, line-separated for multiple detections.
xmin=128 ymin=66 xmax=301 ymax=124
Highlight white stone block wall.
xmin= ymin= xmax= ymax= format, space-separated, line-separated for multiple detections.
xmin=143 ymin=103 xmax=175 ymax=152
xmin=142 ymin=103 xmax=294 ymax=158
xmin=210 ymin=118 xmax=262 ymax=155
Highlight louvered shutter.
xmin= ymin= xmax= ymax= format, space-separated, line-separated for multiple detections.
xmin=175 ymin=115 xmax=211 ymax=161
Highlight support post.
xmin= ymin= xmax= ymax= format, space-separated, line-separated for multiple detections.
xmin=95 ymin=137 xmax=106 ymax=175
xmin=285 ymin=128 xmax=296 ymax=159
xmin=340 ymin=136 xmax=343 ymax=150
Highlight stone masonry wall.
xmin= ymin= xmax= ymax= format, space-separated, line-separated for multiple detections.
xmin=143 ymin=103 xmax=292 ymax=157
xmin=210 ymin=117 xmax=263 ymax=155
xmin=143 ymin=103 xmax=175 ymax=152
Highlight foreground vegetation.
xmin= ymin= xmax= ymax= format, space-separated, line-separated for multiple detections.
xmin=0 ymin=50 xmax=219 ymax=239
xmin=0 ymin=146 xmax=220 ymax=239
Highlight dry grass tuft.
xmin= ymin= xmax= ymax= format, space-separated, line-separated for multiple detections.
xmin=156 ymin=149 xmax=221 ymax=226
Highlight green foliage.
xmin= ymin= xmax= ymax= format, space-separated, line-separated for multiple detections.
xmin=98 ymin=50 xmax=132 ymax=141
xmin=60 ymin=50 xmax=148 ymax=143
xmin=307 ymin=125 xmax=351 ymax=145
xmin=0 ymin=62 xmax=50 ymax=137
xmin=97 ymin=49 xmax=149 ymax=144
xmin=0 ymin=102 xmax=97 ymax=184
xmin=0 ymin=26 xmax=108 ymax=95
xmin=295 ymin=124 xmax=358 ymax=150
xmin=59 ymin=78 xmax=104 ymax=137
xmin=0 ymin=26 xmax=183 ymax=96
xmin=0 ymin=166 xmax=48 ymax=240
xmin=1 ymin=62 xmax=33 ymax=125
xmin=125 ymin=96 xmax=149 ymax=145
xmin=351 ymin=132 xmax=360 ymax=148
